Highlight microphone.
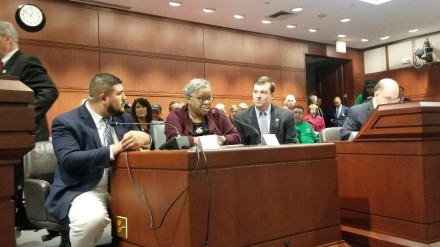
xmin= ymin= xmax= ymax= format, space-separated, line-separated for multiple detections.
xmin=212 ymin=109 xmax=261 ymax=144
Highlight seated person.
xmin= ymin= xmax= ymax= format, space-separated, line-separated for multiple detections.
xmin=152 ymin=103 xmax=165 ymax=121
xmin=165 ymin=78 xmax=241 ymax=146
xmin=131 ymin=97 xmax=153 ymax=133
xmin=45 ymin=73 xmax=151 ymax=246
xmin=303 ymin=104 xmax=326 ymax=134
xmin=168 ymin=100 xmax=183 ymax=112
xmin=293 ymin=106 xmax=319 ymax=143
xmin=340 ymin=78 xmax=400 ymax=140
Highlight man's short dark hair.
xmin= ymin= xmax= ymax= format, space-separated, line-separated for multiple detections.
xmin=254 ymin=76 xmax=275 ymax=93
xmin=293 ymin=105 xmax=304 ymax=112
xmin=89 ymin=73 xmax=122 ymax=101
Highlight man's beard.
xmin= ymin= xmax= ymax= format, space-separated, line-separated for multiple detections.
xmin=107 ymin=103 xmax=124 ymax=116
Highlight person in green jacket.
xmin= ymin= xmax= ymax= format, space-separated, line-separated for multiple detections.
xmin=354 ymin=79 xmax=376 ymax=105
xmin=293 ymin=106 xmax=319 ymax=143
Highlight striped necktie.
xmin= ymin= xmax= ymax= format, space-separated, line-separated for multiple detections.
xmin=103 ymin=117 xmax=114 ymax=146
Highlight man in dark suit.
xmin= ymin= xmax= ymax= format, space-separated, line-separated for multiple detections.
xmin=45 ymin=73 xmax=151 ymax=246
xmin=340 ymin=78 xmax=400 ymax=140
xmin=233 ymin=76 xmax=296 ymax=144
xmin=330 ymin=96 xmax=349 ymax=127
xmin=1 ymin=21 xmax=59 ymax=229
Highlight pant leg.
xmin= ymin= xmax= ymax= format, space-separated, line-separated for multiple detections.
xmin=68 ymin=190 xmax=111 ymax=247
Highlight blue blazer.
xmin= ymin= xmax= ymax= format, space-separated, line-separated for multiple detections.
xmin=45 ymin=103 xmax=138 ymax=220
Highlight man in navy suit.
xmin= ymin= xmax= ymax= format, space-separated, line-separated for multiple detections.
xmin=45 ymin=73 xmax=151 ymax=246
xmin=340 ymin=78 xmax=400 ymax=140
xmin=233 ymin=76 xmax=296 ymax=145
xmin=330 ymin=96 xmax=349 ymax=127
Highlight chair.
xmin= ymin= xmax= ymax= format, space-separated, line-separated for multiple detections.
xmin=23 ymin=141 xmax=71 ymax=247
xmin=150 ymin=120 xmax=166 ymax=149
xmin=319 ymin=127 xmax=342 ymax=143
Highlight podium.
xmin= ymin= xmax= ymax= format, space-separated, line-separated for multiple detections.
xmin=111 ymin=144 xmax=348 ymax=247
xmin=0 ymin=76 xmax=35 ymax=246
xmin=336 ymin=102 xmax=440 ymax=246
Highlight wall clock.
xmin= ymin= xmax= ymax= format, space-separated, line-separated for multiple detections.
xmin=15 ymin=4 xmax=46 ymax=32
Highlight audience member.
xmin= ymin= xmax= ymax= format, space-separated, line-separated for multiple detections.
xmin=229 ymin=104 xmax=239 ymax=117
xmin=165 ymin=78 xmax=241 ymax=146
xmin=131 ymin=97 xmax=153 ymax=133
xmin=340 ymin=78 xmax=400 ymax=140
xmin=152 ymin=103 xmax=164 ymax=121
xmin=354 ymin=79 xmax=376 ymax=105
xmin=304 ymin=104 xmax=326 ymax=134
xmin=238 ymin=102 xmax=248 ymax=111
xmin=293 ymin=106 xmax=319 ymax=144
xmin=399 ymin=85 xmax=412 ymax=102
xmin=45 ymin=73 xmax=151 ymax=246
xmin=309 ymin=95 xmax=324 ymax=117
xmin=330 ymin=96 xmax=349 ymax=127
xmin=283 ymin=94 xmax=296 ymax=111
xmin=0 ymin=21 xmax=59 ymax=229
xmin=168 ymin=100 xmax=183 ymax=112
xmin=215 ymin=103 xmax=226 ymax=114
xmin=233 ymin=76 xmax=296 ymax=145
xmin=316 ymin=97 xmax=324 ymax=117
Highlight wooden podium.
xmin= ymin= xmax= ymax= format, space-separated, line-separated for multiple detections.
xmin=0 ymin=76 xmax=35 ymax=246
xmin=111 ymin=144 xmax=348 ymax=247
xmin=336 ymin=102 xmax=440 ymax=246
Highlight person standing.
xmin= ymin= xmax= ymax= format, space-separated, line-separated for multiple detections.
xmin=45 ymin=73 xmax=151 ymax=246
xmin=330 ymin=96 xmax=349 ymax=127
xmin=0 ymin=21 xmax=59 ymax=229
xmin=233 ymin=76 xmax=296 ymax=145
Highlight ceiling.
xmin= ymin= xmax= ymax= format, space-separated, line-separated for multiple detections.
xmin=74 ymin=0 xmax=440 ymax=50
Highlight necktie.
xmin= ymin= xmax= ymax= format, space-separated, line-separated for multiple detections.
xmin=259 ymin=112 xmax=269 ymax=135
xmin=103 ymin=117 xmax=114 ymax=146
xmin=336 ymin=108 xmax=340 ymax=118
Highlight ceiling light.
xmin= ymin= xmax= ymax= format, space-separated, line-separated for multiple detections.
xmin=340 ymin=19 xmax=351 ymax=23
xmin=309 ymin=28 xmax=318 ymax=33
xmin=169 ymin=1 xmax=182 ymax=7
xmin=380 ymin=36 xmax=389 ymax=40
xmin=408 ymin=29 xmax=419 ymax=33
xmin=360 ymin=0 xmax=392 ymax=5
xmin=338 ymin=34 xmax=347 ymax=38
xmin=292 ymin=7 xmax=303 ymax=12
xmin=262 ymin=20 xmax=272 ymax=24
xmin=234 ymin=14 xmax=245 ymax=19
xmin=361 ymin=39 xmax=369 ymax=42
xmin=286 ymin=24 xmax=297 ymax=29
xmin=203 ymin=8 xmax=216 ymax=13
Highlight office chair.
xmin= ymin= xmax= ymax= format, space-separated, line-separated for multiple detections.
xmin=319 ymin=127 xmax=342 ymax=143
xmin=23 ymin=141 xmax=71 ymax=247
xmin=150 ymin=120 xmax=166 ymax=149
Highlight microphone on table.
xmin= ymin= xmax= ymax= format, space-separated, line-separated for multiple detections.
xmin=211 ymin=109 xmax=261 ymax=144
xmin=109 ymin=121 xmax=190 ymax=150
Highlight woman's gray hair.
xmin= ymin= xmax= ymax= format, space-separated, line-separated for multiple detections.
xmin=0 ymin=21 xmax=19 ymax=43
xmin=183 ymin=78 xmax=212 ymax=98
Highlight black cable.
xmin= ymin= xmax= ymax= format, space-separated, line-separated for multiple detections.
xmin=193 ymin=144 xmax=210 ymax=247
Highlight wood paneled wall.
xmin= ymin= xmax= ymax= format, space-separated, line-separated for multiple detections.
xmin=1 ymin=0 xmax=364 ymax=129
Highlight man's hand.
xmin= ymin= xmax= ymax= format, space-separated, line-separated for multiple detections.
xmin=121 ymin=131 xmax=151 ymax=151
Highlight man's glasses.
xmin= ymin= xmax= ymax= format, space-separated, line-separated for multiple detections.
xmin=193 ymin=96 xmax=214 ymax=104
xmin=382 ymin=96 xmax=400 ymax=103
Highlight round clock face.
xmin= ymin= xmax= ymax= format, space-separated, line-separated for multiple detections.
xmin=15 ymin=4 xmax=46 ymax=32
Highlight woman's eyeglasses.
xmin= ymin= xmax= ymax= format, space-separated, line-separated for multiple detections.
xmin=193 ymin=97 xmax=214 ymax=104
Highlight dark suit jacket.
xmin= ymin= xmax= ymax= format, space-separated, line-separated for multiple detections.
xmin=1 ymin=50 xmax=58 ymax=141
xmin=330 ymin=105 xmax=349 ymax=127
xmin=45 ymin=104 xmax=138 ymax=220
xmin=340 ymin=101 xmax=374 ymax=140
xmin=233 ymin=104 xmax=296 ymax=145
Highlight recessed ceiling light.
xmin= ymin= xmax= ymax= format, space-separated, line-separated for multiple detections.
xmin=203 ymin=8 xmax=216 ymax=13
xmin=234 ymin=14 xmax=245 ymax=19
xmin=292 ymin=7 xmax=303 ymax=12
xmin=360 ymin=0 xmax=392 ymax=5
xmin=340 ymin=18 xmax=351 ymax=23
xmin=262 ymin=20 xmax=272 ymax=24
xmin=380 ymin=36 xmax=390 ymax=40
xmin=309 ymin=28 xmax=318 ymax=33
xmin=361 ymin=39 xmax=369 ymax=42
xmin=286 ymin=24 xmax=297 ymax=29
xmin=338 ymin=34 xmax=347 ymax=38
xmin=169 ymin=1 xmax=182 ymax=7
xmin=408 ymin=29 xmax=419 ymax=33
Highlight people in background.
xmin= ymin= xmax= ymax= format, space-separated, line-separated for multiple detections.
xmin=354 ymin=79 xmax=376 ymax=105
xmin=238 ymin=102 xmax=249 ymax=111
xmin=0 ymin=21 xmax=59 ymax=229
xmin=304 ymin=104 xmax=326 ymax=134
xmin=168 ymin=100 xmax=183 ymax=112
xmin=316 ymin=97 xmax=324 ymax=117
xmin=131 ymin=97 xmax=153 ymax=133
xmin=309 ymin=95 xmax=324 ymax=117
xmin=399 ymin=85 xmax=412 ymax=102
xmin=215 ymin=103 xmax=226 ymax=114
xmin=340 ymin=78 xmax=400 ymax=140
xmin=293 ymin=106 xmax=319 ymax=144
xmin=330 ymin=96 xmax=349 ymax=127
xmin=233 ymin=76 xmax=296 ymax=145
xmin=283 ymin=94 xmax=296 ymax=111
xmin=45 ymin=73 xmax=151 ymax=246
xmin=229 ymin=104 xmax=239 ymax=117
xmin=152 ymin=103 xmax=164 ymax=121
xmin=165 ymin=78 xmax=241 ymax=146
